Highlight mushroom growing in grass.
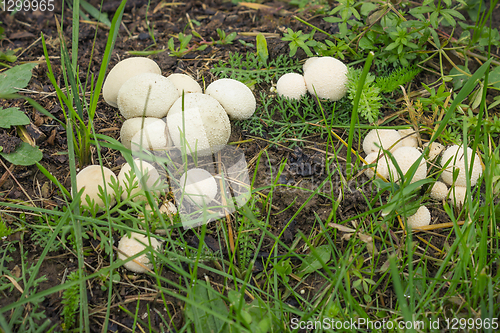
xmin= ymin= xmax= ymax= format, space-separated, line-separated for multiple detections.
xmin=448 ymin=186 xmax=467 ymax=207
xmin=407 ymin=206 xmax=431 ymax=229
xmin=440 ymin=145 xmax=482 ymax=187
xmin=117 ymin=73 xmax=179 ymax=119
xmin=117 ymin=159 xmax=163 ymax=202
xmin=276 ymin=73 xmax=307 ymax=100
xmin=303 ymin=56 xmax=348 ymax=101
xmin=120 ymin=117 xmax=169 ymax=151
xmin=179 ymin=168 xmax=218 ymax=206
xmin=75 ymin=165 xmax=117 ymax=209
xmin=166 ymin=73 xmax=202 ymax=94
xmin=103 ymin=57 xmax=161 ymax=108
xmin=363 ymin=129 xmax=403 ymax=155
xmin=430 ymin=181 xmax=448 ymax=201
xmin=117 ymin=232 xmax=161 ymax=273
xmin=423 ymin=142 xmax=445 ymax=161
xmin=364 ymin=152 xmax=390 ymax=180
xmin=166 ymin=93 xmax=230 ymax=156
xmin=398 ymin=128 xmax=418 ymax=148
xmin=389 ymin=147 xmax=427 ymax=184
xmin=205 ymin=78 xmax=256 ymax=120
xmin=139 ymin=200 xmax=178 ymax=225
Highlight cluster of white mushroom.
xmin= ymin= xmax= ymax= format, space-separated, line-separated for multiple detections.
xmin=275 ymin=56 xmax=348 ymax=101
xmin=362 ymin=129 xmax=483 ymax=229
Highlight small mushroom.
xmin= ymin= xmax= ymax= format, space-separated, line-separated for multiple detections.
xmin=430 ymin=181 xmax=448 ymax=201
xmin=166 ymin=73 xmax=203 ymax=94
xmin=363 ymin=129 xmax=403 ymax=155
xmin=303 ymin=56 xmax=348 ymax=101
xmin=398 ymin=128 xmax=418 ymax=148
xmin=179 ymin=168 xmax=218 ymax=206
xmin=448 ymin=186 xmax=467 ymax=207
xmin=423 ymin=142 xmax=445 ymax=161
xmin=364 ymin=152 xmax=390 ymax=179
xmin=441 ymin=145 xmax=482 ymax=187
xmin=117 ymin=73 xmax=179 ymax=119
xmin=389 ymin=147 xmax=427 ymax=184
xmin=205 ymin=78 xmax=256 ymax=120
xmin=276 ymin=73 xmax=307 ymax=100
xmin=117 ymin=159 xmax=162 ymax=202
xmin=75 ymin=165 xmax=117 ymax=209
xmin=120 ymin=117 xmax=169 ymax=151
xmin=103 ymin=57 xmax=161 ymax=108
xmin=407 ymin=206 xmax=431 ymax=229
xmin=139 ymin=200 xmax=178 ymax=224
xmin=117 ymin=232 xmax=161 ymax=273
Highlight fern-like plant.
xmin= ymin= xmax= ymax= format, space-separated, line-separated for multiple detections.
xmin=347 ymin=67 xmax=382 ymax=124
xmin=375 ymin=66 xmax=421 ymax=93
xmin=61 ymin=271 xmax=80 ymax=332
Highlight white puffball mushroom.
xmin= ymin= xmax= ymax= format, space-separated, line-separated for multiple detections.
xmin=117 ymin=73 xmax=179 ymax=119
xmin=117 ymin=232 xmax=161 ymax=273
xmin=423 ymin=142 xmax=445 ymax=161
xmin=303 ymin=57 xmax=319 ymax=73
xmin=179 ymin=168 xmax=218 ymax=206
xmin=430 ymin=181 xmax=448 ymax=201
xmin=205 ymin=78 xmax=256 ymax=120
xmin=441 ymin=145 xmax=482 ymax=187
xmin=117 ymin=159 xmax=162 ymax=202
xmin=303 ymin=56 xmax=348 ymax=101
xmin=103 ymin=57 xmax=161 ymax=108
xmin=398 ymin=128 xmax=418 ymax=148
xmin=364 ymin=152 xmax=390 ymax=179
xmin=448 ymin=186 xmax=467 ymax=207
xmin=166 ymin=73 xmax=203 ymax=94
xmin=120 ymin=117 xmax=168 ymax=151
xmin=407 ymin=206 xmax=431 ymax=229
xmin=75 ymin=165 xmax=117 ymax=209
xmin=276 ymin=73 xmax=307 ymax=100
xmin=166 ymin=93 xmax=230 ymax=156
xmin=389 ymin=147 xmax=427 ymax=184
xmin=363 ymin=129 xmax=403 ymax=155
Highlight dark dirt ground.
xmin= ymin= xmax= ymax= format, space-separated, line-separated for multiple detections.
xmin=1 ymin=0 xmax=500 ymax=331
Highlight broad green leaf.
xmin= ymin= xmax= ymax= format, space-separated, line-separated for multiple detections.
xmin=0 ymin=63 xmax=37 ymax=94
xmin=0 ymin=107 xmax=30 ymax=128
xmin=488 ymin=65 xmax=500 ymax=88
xmin=80 ymin=0 xmax=111 ymax=27
xmin=256 ymin=33 xmax=268 ymax=65
xmin=298 ymin=244 xmax=332 ymax=277
xmin=0 ymin=142 xmax=43 ymax=166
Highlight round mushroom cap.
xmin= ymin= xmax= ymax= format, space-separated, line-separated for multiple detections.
xmin=103 ymin=57 xmax=161 ymax=108
xmin=303 ymin=56 xmax=348 ymax=101
xmin=76 ymin=165 xmax=117 ymax=209
xmin=389 ymin=147 xmax=427 ymax=183
xmin=166 ymin=93 xmax=230 ymax=156
xmin=117 ymin=232 xmax=161 ymax=273
xmin=364 ymin=152 xmax=390 ymax=179
xmin=363 ymin=129 xmax=403 ymax=155
xmin=117 ymin=73 xmax=179 ymax=119
xmin=448 ymin=186 xmax=467 ymax=206
xmin=121 ymin=117 xmax=168 ymax=151
xmin=276 ymin=73 xmax=307 ymax=100
xmin=398 ymin=129 xmax=418 ymax=148
xmin=407 ymin=206 xmax=431 ymax=229
xmin=117 ymin=159 xmax=163 ymax=202
xmin=179 ymin=168 xmax=218 ymax=206
xmin=441 ymin=145 xmax=482 ymax=187
xmin=423 ymin=142 xmax=445 ymax=161
xmin=430 ymin=181 xmax=448 ymax=201
xmin=166 ymin=73 xmax=203 ymax=94
xmin=303 ymin=57 xmax=319 ymax=73
xmin=205 ymin=78 xmax=256 ymax=120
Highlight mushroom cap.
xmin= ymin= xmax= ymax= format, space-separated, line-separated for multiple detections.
xmin=117 ymin=232 xmax=161 ymax=273
xmin=117 ymin=159 xmax=162 ymax=202
xmin=76 ymin=165 xmax=117 ymax=209
xmin=166 ymin=73 xmax=203 ymax=94
xmin=139 ymin=200 xmax=178 ymax=222
xmin=423 ymin=142 xmax=445 ymax=161
xmin=430 ymin=181 xmax=448 ymax=201
xmin=363 ymin=129 xmax=403 ymax=155
xmin=179 ymin=168 xmax=218 ymax=206
xmin=205 ymin=78 xmax=256 ymax=120
xmin=398 ymin=129 xmax=418 ymax=148
xmin=389 ymin=147 xmax=427 ymax=183
xmin=364 ymin=152 xmax=390 ymax=179
xmin=117 ymin=73 xmax=179 ymax=119
xmin=448 ymin=186 xmax=467 ymax=206
xmin=276 ymin=73 xmax=307 ymax=100
xmin=166 ymin=93 xmax=230 ymax=156
xmin=303 ymin=56 xmax=348 ymax=101
xmin=303 ymin=57 xmax=319 ymax=73
xmin=103 ymin=57 xmax=161 ymax=108
xmin=120 ymin=117 xmax=168 ymax=151
xmin=441 ymin=145 xmax=482 ymax=187
xmin=407 ymin=206 xmax=431 ymax=229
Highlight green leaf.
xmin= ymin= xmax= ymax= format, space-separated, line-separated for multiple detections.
xmin=298 ymin=244 xmax=332 ymax=277
xmin=80 ymin=0 xmax=111 ymax=27
xmin=256 ymin=33 xmax=268 ymax=65
xmin=0 ymin=63 xmax=37 ymax=94
xmin=0 ymin=107 xmax=30 ymax=128
xmin=0 ymin=142 xmax=43 ymax=166
xmin=0 ymin=49 xmax=18 ymax=63
xmin=488 ymin=65 xmax=500 ymax=88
